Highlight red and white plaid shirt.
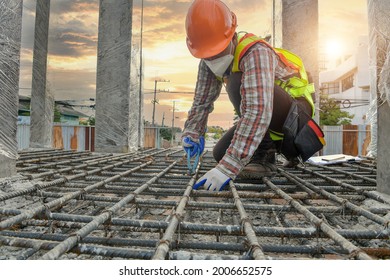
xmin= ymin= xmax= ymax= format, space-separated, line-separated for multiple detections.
xmin=183 ymin=42 xmax=295 ymax=179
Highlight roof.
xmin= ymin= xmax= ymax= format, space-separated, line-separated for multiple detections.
xmin=56 ymin=104 xmax=88 ymax=118
xmin=17 ymin=95 xmax=88 ymax=118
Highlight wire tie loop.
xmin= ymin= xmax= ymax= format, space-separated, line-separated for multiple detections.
xmin=68 ymin=232 xmax=82 ymax=243
xmin=348 ymin=249 xmax=362 ymax=259
xmin=34 ymin=183 xmax=45 ymax=199
xmin=43 ymin=204 xmax=52 ymax=219
xmin=34 ymin=183 xmax=43 ymax=191
xmin=244 ymin=247 xmax=253 ymax=257
xmin=341 ymin=199 xmax=347 ymax=218
xmin=101 ymin=209 xmax=114 ymax=220
xmin=157 ymin=239 xmax=170 ymax=248
xmin=173 ymin=211 xmax=183 ymax=222
xmin=240 ymin=216 xmax=252 ymax=225
xmin=79 ymin=189 xmax=87 ymax=200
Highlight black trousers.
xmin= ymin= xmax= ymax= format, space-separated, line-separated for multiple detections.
xmin=213 ymin=72 xmax=312 ymax=163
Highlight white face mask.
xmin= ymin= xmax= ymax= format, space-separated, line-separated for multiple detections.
xmin=204 ymin=54 xmax=234 ymax=78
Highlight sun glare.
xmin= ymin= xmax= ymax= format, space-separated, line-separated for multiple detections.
xmin=326 ymin=40 xmax=344 ymax=57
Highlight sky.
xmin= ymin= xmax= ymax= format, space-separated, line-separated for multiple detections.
xmin=19 ymin=0 xmax=369 ymax=129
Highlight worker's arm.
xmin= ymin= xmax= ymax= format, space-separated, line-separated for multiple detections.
xmin=182 ymin=60 xmax=223 ymax=141
xmin=216 ymin=45 xmax=277 ymax=179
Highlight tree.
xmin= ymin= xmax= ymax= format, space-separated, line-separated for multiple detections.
xmin=88 ymin=116 xmax=95 ymax=125
xmin=54 ymin=105 xmax=61 ymax=123
xmin=160 ymin=127 xmax=172 ymax=141
xmin=319 ymin=93 xmax=354 ymax=125
xmin=79 ymin=116 xmax=95 ymax=126
xmin=206 ymin=126 xmax=225 ymax=140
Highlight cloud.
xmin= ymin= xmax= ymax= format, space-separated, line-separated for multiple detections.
xmin=47 ymin=69 xmax=97 ymax=100
xmin=48 ymin=29 xmax=97 ymax=57
xmin=48 ymin=1 xmax=99 ymax=58
xmin=49 ymin=0 xmax=99 ymax=14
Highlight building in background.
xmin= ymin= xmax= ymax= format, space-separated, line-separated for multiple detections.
xmin=18 ymin=95 xmax=88 ymax=125
xmin=319 ymin=36 xmax=370 ymax=125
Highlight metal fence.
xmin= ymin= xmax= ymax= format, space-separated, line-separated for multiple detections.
xmin=17 ymin=125 xmax=94 ymax=151
xmin=322 ymin=125 xmax=371 ymax=156
xmin=17 ymin=124 xmax=372 ymax=156
xmin=17 ymin=125 xmax=158 ymax=151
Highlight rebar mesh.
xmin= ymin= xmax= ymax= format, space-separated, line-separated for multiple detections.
xmin=0 ymin=148 xmax=389 ymax=260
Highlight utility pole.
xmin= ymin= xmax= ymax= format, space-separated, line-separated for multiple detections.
xmin=152 ymin=80 xmax=158 ymax=127
xmin=151 ymin=79 xmax=169 ymax=126
xmin=161 ymin=112 xmax=165 ymax=127
xmin=171 ymin=101 xmax=175 ymax=146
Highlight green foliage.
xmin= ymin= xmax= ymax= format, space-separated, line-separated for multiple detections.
xmin=54 ymin=105 xmax=61 ymax=123
xmin=88 ymin=116 xmax=95 ymax=125
xmin=20 ymin=111 xmax=30 ymax=116
xmin=320 ymin=93 xmax=354 ymax=125
xmin=160 ymin=128 xmax=172 ymax=141
xmin=158 ymin=126 xmax=182 ymax=141
xmin=206 ymin=126 xmax=225 ymax=140
xmin=80 ymin=116 xmax=95 ymax=126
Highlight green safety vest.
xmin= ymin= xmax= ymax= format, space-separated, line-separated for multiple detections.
xmin=232 ymin=32 xmax=316 ymax=140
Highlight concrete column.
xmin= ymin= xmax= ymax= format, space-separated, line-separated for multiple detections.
xmin=30 ymin=0 xmax=53 ymax=148
xmin=282 ymin=0 xmax=319 ymax=118
xmin=0 ymin=0 xmax=23 ymax=178
xmin=367 ymin=0 xmax=390 ymax=195
xmin=95 ymin=0 xmax=139 ymax=153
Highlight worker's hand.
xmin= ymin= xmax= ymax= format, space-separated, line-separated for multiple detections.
xmin=193 ymin=167 xmax=231 ymax=191
xmin=182 ymin=136 xmax=205 ymax=157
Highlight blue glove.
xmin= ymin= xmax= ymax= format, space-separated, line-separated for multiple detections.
xmin=193 ymin=167 xmax=231 ymax=191
xmin=182 ymin=136 xmax=205 ymax=158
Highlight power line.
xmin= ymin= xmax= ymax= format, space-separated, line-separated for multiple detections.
xmin=143 ymin=89 xmax=228 ymax=95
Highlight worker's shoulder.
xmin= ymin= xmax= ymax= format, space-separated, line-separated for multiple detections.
xmin=245 ymin=41 xmax=277 ymax=57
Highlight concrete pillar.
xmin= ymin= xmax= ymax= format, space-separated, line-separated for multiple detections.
xmin=95 ymin=0 xmax=140 ymax=153
xmin=282 ymin=0 xmax=319 ymax=118
xmin=30 ymin=0 xmax=53 ymax=149
xmin=0 ymin=0 xmax=23 ymax=178
xmin=367 ymin=0 xmax=390 ymax=195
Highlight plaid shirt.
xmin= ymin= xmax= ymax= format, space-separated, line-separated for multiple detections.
xmin=183 ymin=42 xmax=296 ymax=179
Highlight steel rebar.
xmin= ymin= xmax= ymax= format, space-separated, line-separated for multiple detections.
xmin=263 ymin=178 xmax=373 ymax=260
xmin=229 ymin=180 xmax=266 ymax=259
xmin=40 ymin=160 xmax=179 ymax=259
xmin=280 ymin=169 xmax=390 ymax=228
xmin=0 ymin=158 xmax=156 ymax=231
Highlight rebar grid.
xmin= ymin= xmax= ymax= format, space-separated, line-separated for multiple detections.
xmin=0 ymin=149 xmax=389 ymax=260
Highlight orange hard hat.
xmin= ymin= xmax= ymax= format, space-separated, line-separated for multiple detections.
xmin=185 ymin=0 xmax=237 ymax=59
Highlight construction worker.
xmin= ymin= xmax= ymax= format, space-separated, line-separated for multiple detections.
xmin=182 ymin=0 xmax=315 ymax=191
